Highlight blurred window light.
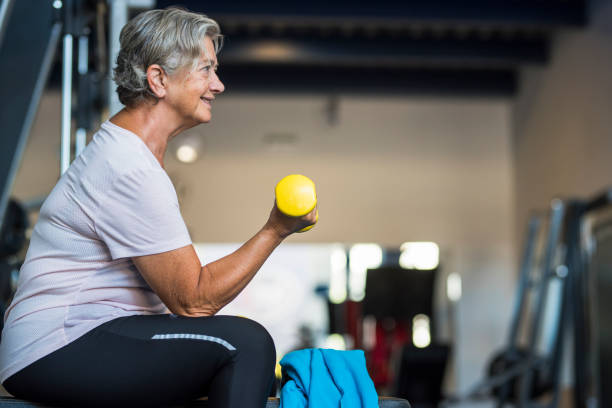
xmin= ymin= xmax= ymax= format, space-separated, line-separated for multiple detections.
xmin=348 ymin=244 xmax=383 ymax=302
xmin=176 ymin=144 xmax=198 ymax=163
xmin=362 ymin=315 xmax=377 ymax=351
xmin=329 ymin=246 xmax=347 ymax=304
xmin=412 ymin=314 xmax=431 ymax=348
xmin=399 ymin=242 xmax=439 ymax=270
xmin=447 ymin=272 xmax=462 ymax=302
xmin=324 ymin=333 xmax=346 ymax=350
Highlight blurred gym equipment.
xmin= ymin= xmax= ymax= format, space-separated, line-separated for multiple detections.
xmin=442 ymin=189 xmax=612 ymax=408
xmin=0 ymin=0 xmax=106 ymax=225
xmin=0 ymin=0 xmax=105 ymax=337
xmin=0 ymin=200 xmax=28 ymax=260
xmin=444 ymin=199 xmax=573 ymax=407
xmin=362 ymin=264 xmax=448 ymax=407
xmin=0 ymin=0 xmax=60 ymax=231
xmin=0 ymin=199 xmax=28 ymax=332
xmin=571 ymin=190 xmax=612 ymax=408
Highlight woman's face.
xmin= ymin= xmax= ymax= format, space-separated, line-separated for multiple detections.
xmin=165 ymin=36 xmax=225 ymax=127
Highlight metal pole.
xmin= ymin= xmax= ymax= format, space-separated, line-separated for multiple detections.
xmin=107 ymin=0 xmax=154 ymax=117
xmin=60 ymin=0 xmax=74 ymax=175
xmin=75 ymin=34 xmax=88 ymax=157
xmin=60 ymin=32 xmax=73 ymax=175
xmin=508 ymin=214 xmax=542 ymax=346
xmin=108 ymin=0 xmax=127 ymax=117
xmin=0 ymin=0 xmax=15 ymax=46
xmin=517 ymin=199 xmax=565 ymax=407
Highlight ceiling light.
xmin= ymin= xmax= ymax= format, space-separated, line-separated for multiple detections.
xmin=348 ymin=243 xmax=383 ymax=302
xmin=176 ymin=145 xmax=198 ymax=163
xmin=399 ymin=242 xmax=439 ymax=270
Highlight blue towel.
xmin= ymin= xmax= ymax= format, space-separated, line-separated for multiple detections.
xmin=279 ymin=348 xmax=378 ymax=408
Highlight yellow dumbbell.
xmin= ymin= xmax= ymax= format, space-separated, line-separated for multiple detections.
xmin=275 ymin=174 xmax=318 ymax=232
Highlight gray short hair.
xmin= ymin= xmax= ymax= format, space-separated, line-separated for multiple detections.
xmin=113 ymin=7 xmax=222 ymax=107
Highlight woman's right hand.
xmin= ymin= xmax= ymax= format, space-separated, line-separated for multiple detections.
xmin=264 ymin=200 xmax=318 ymax=239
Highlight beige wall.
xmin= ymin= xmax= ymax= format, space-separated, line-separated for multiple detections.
xmin=512 ymin=0 xmax=612 ymax=391
xmin=164 ymin=95 xmax=515 ymax=248
xmin=13 ymin=92 xmax=516 ymax=393
xmin=168 ymin=94 xmax=517 ymax=392
xmin=513 ymin=0 xmax=612 ymax=234
xmin=11 ymin=92 xmax=63 ymax=204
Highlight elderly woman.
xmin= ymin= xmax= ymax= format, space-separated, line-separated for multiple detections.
xmin=0 ymin=8 xmax=315 ymax=408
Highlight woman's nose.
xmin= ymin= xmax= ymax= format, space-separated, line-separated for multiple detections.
xmin=210 ymin=71 xmax=225 ymax=94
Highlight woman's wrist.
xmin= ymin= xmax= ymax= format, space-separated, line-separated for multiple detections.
xmin=262 ymin=221 xmax=289 ymax=242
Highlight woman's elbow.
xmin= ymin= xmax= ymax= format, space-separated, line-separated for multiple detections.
xmin=172 ymin=292 xmax=221 ymax=317
xmin=165 ymin=267 xmax=223 ymax=317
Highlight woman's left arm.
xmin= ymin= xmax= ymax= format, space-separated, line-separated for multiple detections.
xmin=132 ymin=203 xmax=316 ymax=316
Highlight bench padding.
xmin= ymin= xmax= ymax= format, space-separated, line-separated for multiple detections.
xmin=0 ymin=396 xmax=410 ymax=407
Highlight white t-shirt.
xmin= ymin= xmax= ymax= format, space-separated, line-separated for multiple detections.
xmin=0 ymin=121 xmax=192 ymax=382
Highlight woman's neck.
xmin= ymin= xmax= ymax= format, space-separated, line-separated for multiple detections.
xmin=109 ymin=103 xmax=190 ymax=168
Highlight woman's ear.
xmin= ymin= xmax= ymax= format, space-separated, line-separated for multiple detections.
xmin=147 ymin=64 xmax=167 ymax=98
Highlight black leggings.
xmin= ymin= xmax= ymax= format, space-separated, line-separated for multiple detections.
xmin=3 ymin=314 xmax=276 ymax=407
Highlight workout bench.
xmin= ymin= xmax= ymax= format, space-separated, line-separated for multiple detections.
xmin=0 ymin=396 xmax=411 ymax=407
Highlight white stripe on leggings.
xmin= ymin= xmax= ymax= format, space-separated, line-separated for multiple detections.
xmin=151 ymin=333 xmax=236 ymax=351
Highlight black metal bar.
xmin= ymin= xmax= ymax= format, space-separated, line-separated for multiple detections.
xmin=448 ymin=356 xmax=549 ymax=403
xmin=218 ymin=64 xmax=517 ymax=96
xmin=0 ymin=0 xmax=61 ymax=230
xmin=584 ymin=189 xmax=612 ymax=214
xmin=0 ymin=0 xmax=15 ymax=45
xmin=508 ymin=214 xmax=543 ymax=346
xmin=46 ymin=62 xmax=519 ymax=97
xmin=157 ymin=0 xmax=587 ymax=27
xmin=220 ymin=33 xmax=550 ymax=67
xmin=584 ymin=218 xmax=612 ymax=408
xmin=493 ymin=214 xmax=543 ymax=407
xmin=517 ymin=199 xmax=565 ymax=407
xmin=548 ymin=201 xmax=584 ymax=408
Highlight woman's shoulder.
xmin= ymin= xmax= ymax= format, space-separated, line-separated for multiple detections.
xmin=86 ymin=122 xmax=161 ymax=175
xmin=61 ymin=123 xmax=169 ymax=205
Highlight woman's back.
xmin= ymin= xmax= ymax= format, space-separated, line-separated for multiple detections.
xmin=0 ymin=121 xmax=191 ymax=382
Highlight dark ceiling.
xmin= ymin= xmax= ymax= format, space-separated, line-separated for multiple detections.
xmin=157 ymin=0 xmax=588 ymax=96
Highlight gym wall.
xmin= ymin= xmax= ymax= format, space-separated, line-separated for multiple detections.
xmin=511 ymin=1 xmax=612 ymax=391
xmin=12 ymin=91 xmax=516 ymax=394
xmin=514 ymin=0 xmax=612 ymax=249
xmin=163 ymin=95 xmax=517 ymax=394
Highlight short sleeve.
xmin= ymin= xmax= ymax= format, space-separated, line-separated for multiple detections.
xmin=95 ymin=168 xmax=192 ymax=260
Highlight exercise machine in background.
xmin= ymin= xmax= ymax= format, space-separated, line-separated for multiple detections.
xmin=0 ymin=0 xmax=108 ymax=318
xmin=0 ymin=0 xmax=61 ymax=322
xmin=0 ymin=0 xmax=60 ymax=231
xmin=361 ymin=257 xmax=449 ymax=408
xmin=572 ymin=190 xmax=612 ymax=408
xmin=444 ymin=202 xmax=569 ymax=408
xmin=443 ymin=189 xmax=612 ymax=408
